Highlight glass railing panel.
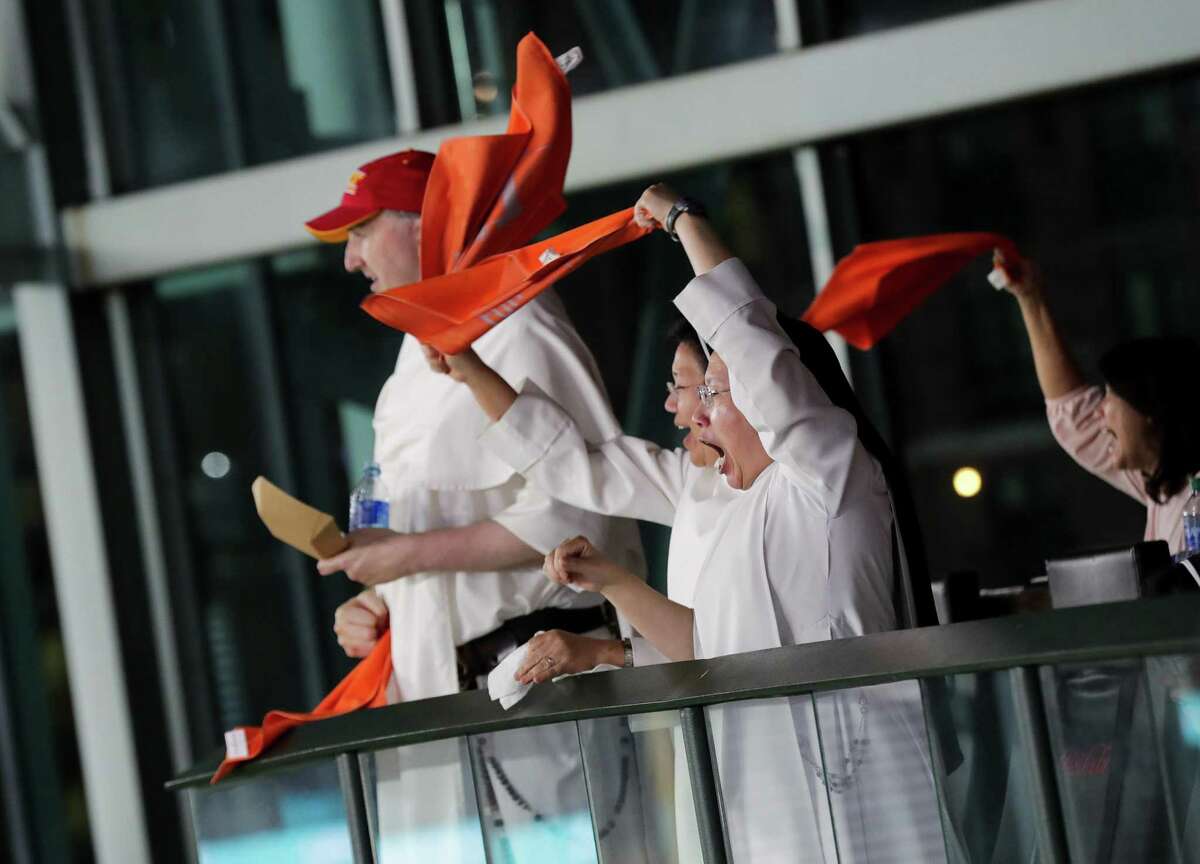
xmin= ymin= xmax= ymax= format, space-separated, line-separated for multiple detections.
xmin=466 ymin=721 xmax=599 ymax=863
xmin=188 ymin=759 xmax=353 ymax=863
xmin=932 ymin=671 xmax=1040 ymax=864
xmin=1041 ymin=655 xmax=1200 ymax=863
xmin=1144 ymin=655 xmax=1200 ymax=862
xmin=361 ymin=737 xmax=487 ymax=863
xmin=576 ymin=710 xmax=700 ymax=864
xmin=810 ymin=680 xmax=948 ymax=862
xmin=704 ymin=694 xmax=836 ymax=862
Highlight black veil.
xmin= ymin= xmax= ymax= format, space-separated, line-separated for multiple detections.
xmin=775 ymin=317 xmax=938 ymax=630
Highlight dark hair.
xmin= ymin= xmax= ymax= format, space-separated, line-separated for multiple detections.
xmin=665 ymin=315 xmax=707 ymax=369
xmin=1100 ymin=336 xmax=1200 ymax=503
xmin=775 ymin=317 xmax=938 ymax=630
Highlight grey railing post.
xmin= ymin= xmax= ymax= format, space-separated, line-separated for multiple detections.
xmin=681 ymin=706 xmax=728 ymax=864
xmin=1009 ymin=667 xmax=1069 ymax=863
xmin=337 ymin=752 xmax=376 ymax=864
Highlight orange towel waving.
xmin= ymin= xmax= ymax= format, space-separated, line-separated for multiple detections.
xmin=212 ymin=632 xmax=392 ymax=783
xmin=360 ymin=31 xmax=653 ymax=352
xmin=420 ymin=32 xmax=573 ymax=278
xmin=802 ymin=232 xmax=1019 ymax=349
xmin=363 ymin=208 xmax=651 ymax=354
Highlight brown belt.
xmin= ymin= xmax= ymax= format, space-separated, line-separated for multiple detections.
xmin=456 ymin=603 xmax=615 ymax=690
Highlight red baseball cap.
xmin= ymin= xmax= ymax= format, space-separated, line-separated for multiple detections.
xmin=304 ymin=149 xmax=436 ymax=242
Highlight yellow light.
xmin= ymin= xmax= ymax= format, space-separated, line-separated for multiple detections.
xmin=953 ymin=467 xmax=983 ymax=498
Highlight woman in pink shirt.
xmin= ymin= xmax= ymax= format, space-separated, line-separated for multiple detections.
xmin=996 ymin=251 xmax=1200 ymax=552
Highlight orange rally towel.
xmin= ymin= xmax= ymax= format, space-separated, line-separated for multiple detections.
xmin=420 ymin=32 xmax=572 ymax=279
xmin=211 ymin=631 xmax=392 ymax=784
xmin=363 ymin=208 xmax=651 ymax=353
xmin=802 ymin=232 xmax=1019 ymax=349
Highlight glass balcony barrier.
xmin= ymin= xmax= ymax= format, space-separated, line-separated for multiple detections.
xmin=170 ymin=593 xmax=1200 ymax=863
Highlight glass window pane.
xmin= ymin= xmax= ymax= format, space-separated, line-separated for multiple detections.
xmin=189 ymin=760 xmax=353 ymax=862
xmin=90 ymin=0 xmax=395 ymax=191
xmin=440 ymin=0 xmax=781 ymax=121
xmin=225 ymin=0 xmax=396 ymax=163
xmin=134 ymin=265 xmax=322 ymax=731
xmin=798 ymin=0 xmax=1018 ymax=44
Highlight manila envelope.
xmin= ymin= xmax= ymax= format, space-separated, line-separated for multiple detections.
xmin=251 ymin=476 xmax=348 ymax=560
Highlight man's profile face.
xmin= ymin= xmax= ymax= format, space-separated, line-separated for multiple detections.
xmin=343 ymin=211 xmax=421 ymax=293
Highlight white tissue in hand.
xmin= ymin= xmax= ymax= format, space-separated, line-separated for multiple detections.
xmin=487 ymin=639 xmax=534 ymax=710
xmin=486 ymin=634 xmax=622 ymax=711
xmin=987 ymin=267 xmax=1010 ymax=290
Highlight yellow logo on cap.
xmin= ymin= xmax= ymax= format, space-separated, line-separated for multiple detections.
xmin=345 ymin=171 xmax=366 ymax=196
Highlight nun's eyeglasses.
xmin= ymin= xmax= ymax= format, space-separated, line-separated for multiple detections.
xmin=696 ymin=385 xmax=731 ymax=409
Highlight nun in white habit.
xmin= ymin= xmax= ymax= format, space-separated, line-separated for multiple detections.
xmin=527 ymin=185 xmax=948 ymax=863
xmin=429 ymin=318 xmax=735 ymax=862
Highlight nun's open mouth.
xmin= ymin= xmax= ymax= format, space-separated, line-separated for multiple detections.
xmin=701 ymin=439 xmax=727 ymax=474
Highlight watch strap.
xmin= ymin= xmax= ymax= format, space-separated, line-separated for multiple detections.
xmin=664 ymin=196 xmax=705 ymax=241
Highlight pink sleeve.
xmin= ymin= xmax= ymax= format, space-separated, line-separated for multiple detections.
xmin=1046 ymin=385 xmax=1147 ymax=504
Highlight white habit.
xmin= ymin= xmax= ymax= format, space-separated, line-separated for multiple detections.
xmin=674 ymin=258 xmax=946 ymax=864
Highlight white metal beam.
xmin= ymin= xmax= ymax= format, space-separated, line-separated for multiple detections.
xmin=13 ymin=282 xmax=151 ymax=864
xmin=62 ymin=0 xmax=1200 ymax=286
xmin=379 ymin=0 xmax=422 ymax=133
xmin=773 ymin=0 xmax=853 ymax=378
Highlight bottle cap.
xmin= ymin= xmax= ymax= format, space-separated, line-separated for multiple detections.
xmin=364 ymin=462 xmax=382 ymax=476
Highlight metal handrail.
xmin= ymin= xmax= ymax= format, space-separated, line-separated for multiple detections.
xmin=169 ymin=594 xmax=1200 ymax=789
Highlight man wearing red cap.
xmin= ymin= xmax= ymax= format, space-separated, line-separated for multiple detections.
xmin=304 ymin=149 xmax=648 ymax=858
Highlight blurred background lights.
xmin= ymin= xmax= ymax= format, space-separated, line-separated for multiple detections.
xmin=201 ymin=451 xmax=231 ymax=479
xmin=953 ymin=466 xmax=983 ymax=498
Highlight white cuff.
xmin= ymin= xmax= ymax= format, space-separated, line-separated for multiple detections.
xmin=673 ymin=258 xmax=762 ymax=344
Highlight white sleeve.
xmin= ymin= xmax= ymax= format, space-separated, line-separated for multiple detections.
xmin=674 ymin=258 xmax=860 ymax=516
xmin=479 ymin=382 xmax=688 ymax=528
xmin=489 ymin=469 xmax=617 ymax=556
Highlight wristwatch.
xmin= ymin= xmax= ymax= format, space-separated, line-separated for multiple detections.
xmin=664 ymin=196 xmax=706 ymax=242
xmin=622 ymin=637 xmax=634 ymax=668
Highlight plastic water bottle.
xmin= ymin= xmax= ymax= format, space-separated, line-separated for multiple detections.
xmin=348 ymin=463 xmax=390 ymax=530
xmin=1183 ymin=477 xmax=1200 ymax=555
